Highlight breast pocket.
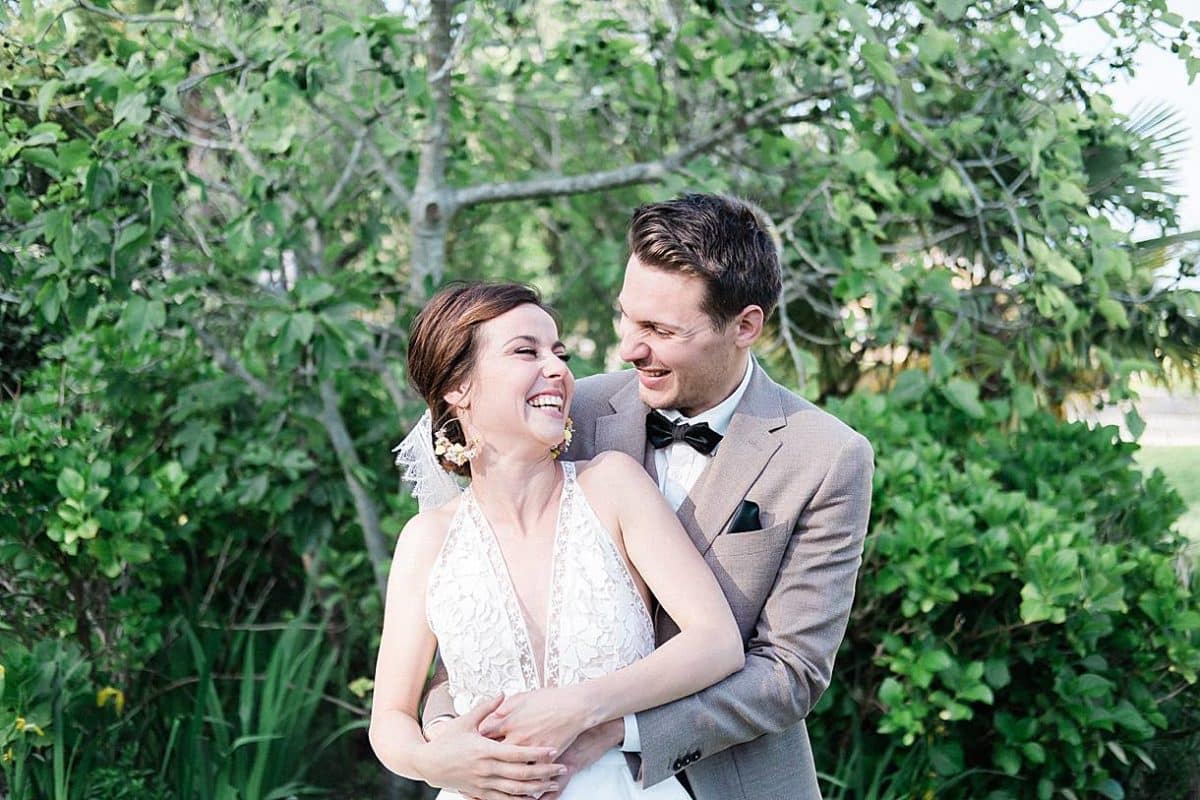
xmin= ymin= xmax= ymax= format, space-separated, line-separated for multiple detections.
xmin=709 ymin=520 xmax=792 ymax=558
xmin=706 ymin=521 xmax=793 ymax=633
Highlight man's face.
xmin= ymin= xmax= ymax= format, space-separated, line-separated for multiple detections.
xmin=616 ymin=255 xmax=746 ymax=416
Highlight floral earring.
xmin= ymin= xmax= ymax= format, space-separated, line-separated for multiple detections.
xmin=433 ymin=418 xmax=480 ymax=467
xmin=549 ymin=418 xmax=575 ymax=460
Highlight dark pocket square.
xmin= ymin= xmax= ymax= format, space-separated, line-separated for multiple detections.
xmin=728 ymin=500 xmax=761 ymax=533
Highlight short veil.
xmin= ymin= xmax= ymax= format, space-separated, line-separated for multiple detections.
xmin=392 ymin=410 xmax=466 ymax=511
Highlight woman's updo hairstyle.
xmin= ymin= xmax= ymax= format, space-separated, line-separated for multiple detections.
xmin=407 ymin=281 xmax=554 ymax=476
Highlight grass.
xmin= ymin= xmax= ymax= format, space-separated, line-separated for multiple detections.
xmin=1136 ymin=446 xmax=1200 ymax=554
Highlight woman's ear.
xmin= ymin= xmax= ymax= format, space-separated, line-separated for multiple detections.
xmin=443 ymin=383 xmax=469 ymax=409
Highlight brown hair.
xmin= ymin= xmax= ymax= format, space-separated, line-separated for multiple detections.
xmin=407 ymin=281 xmax=554 ymax=476
xmin=627 ymin=193 xmax=782 ymax=328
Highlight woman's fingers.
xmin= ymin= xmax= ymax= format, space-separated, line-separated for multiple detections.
xmin=483 ymin=776 xmax=560 ymax=797
xmin=488 ymin=757 xmax=566 ymax=781
xmin=484 ymin=741 xmax=558 ymax=763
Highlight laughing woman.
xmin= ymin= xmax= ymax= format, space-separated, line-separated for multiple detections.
xmin=368 ymin=282 xmax=743 ymax=799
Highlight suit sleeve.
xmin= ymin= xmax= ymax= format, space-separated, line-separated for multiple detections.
xmin=633 ymin=433 xmax=874 ymax=787
xmin=419 ymin=655 xmax=456 ymax=723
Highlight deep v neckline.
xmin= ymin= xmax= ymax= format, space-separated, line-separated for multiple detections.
xmin=464 ymin=463 xmax=570 ymax=689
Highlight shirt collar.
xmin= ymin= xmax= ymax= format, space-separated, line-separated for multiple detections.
xmin=661 ymin=356 xmax=755 ymax=436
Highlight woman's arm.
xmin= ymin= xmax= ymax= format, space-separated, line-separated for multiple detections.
xmin=482 ymin=452 xmax=743 ymax=748
xmin=572 ymin=451 xmax=744 ymax=722
xmin=369 ymin=511 xmax=563 ymax=795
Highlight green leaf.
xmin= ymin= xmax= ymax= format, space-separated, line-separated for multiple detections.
xmin=1093 ymin=779 xmax=1125 ymax=800
xmin=861 ymin=42 xmax=899 ymax=85
xmin=984 ymin=658 xmax=1012 ymax=689
xmin=20 ymin=147 xmax=59 ymax=173
xmin=117 ymin=222 xmax=148 ymax=251
xmin=113 ymin=90 xmax=151 ymax=127
xmin=37 ymin=79 xmax=62 ymax=121
xmin=941 ymin=378 xmax=985 ymax=419
xmin=57 ymin=468 xmax=86 ymax=499
xmin=936 ymin=0 xmax=969 ymax=21
xmin=890 ymin=369 xmax=930 ymax=405
xmin=1097 ymin=298 xmax=1129 ymax=329
xmin=86 ymin=163 xmax=118 ymax=209
xmin=295 ymin=278 xmax=336 ymax=308
xmin=929 ymin=741 xmax=964 ymax=775
xmin=149 ymin=181 xmax=174 ymax=234
xmin=879 ymin=677 xmax=904 ymax=707
xmin=1124 ymin=407 xmax=1145 ymax=439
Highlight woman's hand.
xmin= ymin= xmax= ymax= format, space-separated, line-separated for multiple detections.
xmin=417 ymin=695 xmax=566 ymax=800
xmin=478 ymin=685 xmax=596 ymax=755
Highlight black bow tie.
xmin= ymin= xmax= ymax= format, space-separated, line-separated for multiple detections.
xmin=646 ymin=410 xmax=723 ymax=455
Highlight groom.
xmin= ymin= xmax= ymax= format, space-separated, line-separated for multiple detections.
xmin=422 ymin=193 xmax=874 ymax=799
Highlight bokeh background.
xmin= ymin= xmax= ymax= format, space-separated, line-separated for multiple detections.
xmin=2 ymin=1 xmax=1199 ymax=798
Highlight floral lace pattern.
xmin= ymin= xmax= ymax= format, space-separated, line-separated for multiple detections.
xmin=426 ymin=462 xmax=655 ymax=715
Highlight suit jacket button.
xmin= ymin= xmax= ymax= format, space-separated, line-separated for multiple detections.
xmin=672 ymin=759 xmax=683 ymax=771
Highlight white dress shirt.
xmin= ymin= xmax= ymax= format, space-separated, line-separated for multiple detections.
xmin=622 ymin=357 xmax=755 ymax=753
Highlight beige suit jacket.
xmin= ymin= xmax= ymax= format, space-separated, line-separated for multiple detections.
xmin=565 ymin=364 xmax=873 ymax=800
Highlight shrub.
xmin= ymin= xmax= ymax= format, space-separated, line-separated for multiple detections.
xmin=812 ymin=381 xmax=1200 ymax=799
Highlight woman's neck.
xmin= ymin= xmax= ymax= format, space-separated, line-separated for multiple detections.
xmin=468 ymin=453 xmax=562 ymax=534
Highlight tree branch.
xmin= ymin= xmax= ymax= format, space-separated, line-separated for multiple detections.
xmin=453 ymin=89 xmax=840 ymax=208
xmin=192 ymin=327 xmax=273 ymax=402
xmin=317 ymin=379 xmax=390 ymax=599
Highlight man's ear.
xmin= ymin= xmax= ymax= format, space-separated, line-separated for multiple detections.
xmin=733 ymin=305 xmax=765 ymax=347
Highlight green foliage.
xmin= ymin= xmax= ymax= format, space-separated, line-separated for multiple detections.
xmin=812 ymin=386 xmax=1200 ymax=799
xmin=144 ymin=617 xmax=362 ymax=800
xmin=2 ymin=0 xmax=1199 ymax=796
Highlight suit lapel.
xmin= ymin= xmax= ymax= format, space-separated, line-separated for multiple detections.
xmin=686 ymin=365 xmax=786 ymax=555
xmin=594 ymin=376 xmax=655 ymax=476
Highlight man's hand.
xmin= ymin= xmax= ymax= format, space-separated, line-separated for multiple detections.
xmin=538 ymin=718 xmax=625 ymax=800
xmin=477 ymin=685 xmax=593 ymax=755
xmin=419 ymin=695 xmax=566 ymax=800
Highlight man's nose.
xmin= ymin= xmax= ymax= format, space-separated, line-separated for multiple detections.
xmin=617 ymin=326 xmax=649 ymax=364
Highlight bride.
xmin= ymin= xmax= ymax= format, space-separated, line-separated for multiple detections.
xmin=368 ymin=282 xmax=743 ymax=799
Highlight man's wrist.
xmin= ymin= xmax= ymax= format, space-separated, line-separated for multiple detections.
xmin=602 ymin=717 xmax=626 ymax=749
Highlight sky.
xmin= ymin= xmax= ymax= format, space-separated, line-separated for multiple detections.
xmin=1062 ymin=1 xmax=1200 ymax=235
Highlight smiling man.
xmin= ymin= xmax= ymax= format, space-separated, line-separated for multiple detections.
xmin=420 ymin=193 xmax=875 ymax=800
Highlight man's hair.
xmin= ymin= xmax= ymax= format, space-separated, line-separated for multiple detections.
xmin=407 ymin=281 xmax=554 ymax=476
xmin=627 ymin=193 xmax=782 ymax=328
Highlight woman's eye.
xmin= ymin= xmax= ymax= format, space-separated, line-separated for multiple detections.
xmin=515 ymin=348 xmax=536 ymax=356
xmin=556 ymin=352 xmax=572 ymax=363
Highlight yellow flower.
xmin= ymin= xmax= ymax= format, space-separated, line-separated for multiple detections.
xmin=0 ymin=664 xmax=6 ymax=679
xmin=14 ymin=717 xmax=25 ymax=731
xmin=96 ymin=686 xmax=125 ymax=715
xmin=2 ymin=748 xmax=12 ymax=763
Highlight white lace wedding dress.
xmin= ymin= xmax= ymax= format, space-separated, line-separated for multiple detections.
xmin=426 ymin=462 xmax=690 ymax=800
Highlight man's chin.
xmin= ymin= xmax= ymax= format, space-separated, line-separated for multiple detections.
xmin=637 ymin=384 xmax=675 ymax=410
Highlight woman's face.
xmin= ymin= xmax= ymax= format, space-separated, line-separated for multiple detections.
xmin=448 ymin=303 xmax=574 ymax=457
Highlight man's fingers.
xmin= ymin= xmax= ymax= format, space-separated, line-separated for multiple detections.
xmin=478 ymin=711 xmax=506 ymax=738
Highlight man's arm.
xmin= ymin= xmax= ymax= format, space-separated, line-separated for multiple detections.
xmin=635 ymin=434 xmax=874 ymax=787
xmin=420 ymin=657 xmax=456 ymax=731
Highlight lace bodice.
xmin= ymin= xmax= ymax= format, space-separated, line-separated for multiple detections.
xmin=426 ymin=462 xmax=655 ymax=715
